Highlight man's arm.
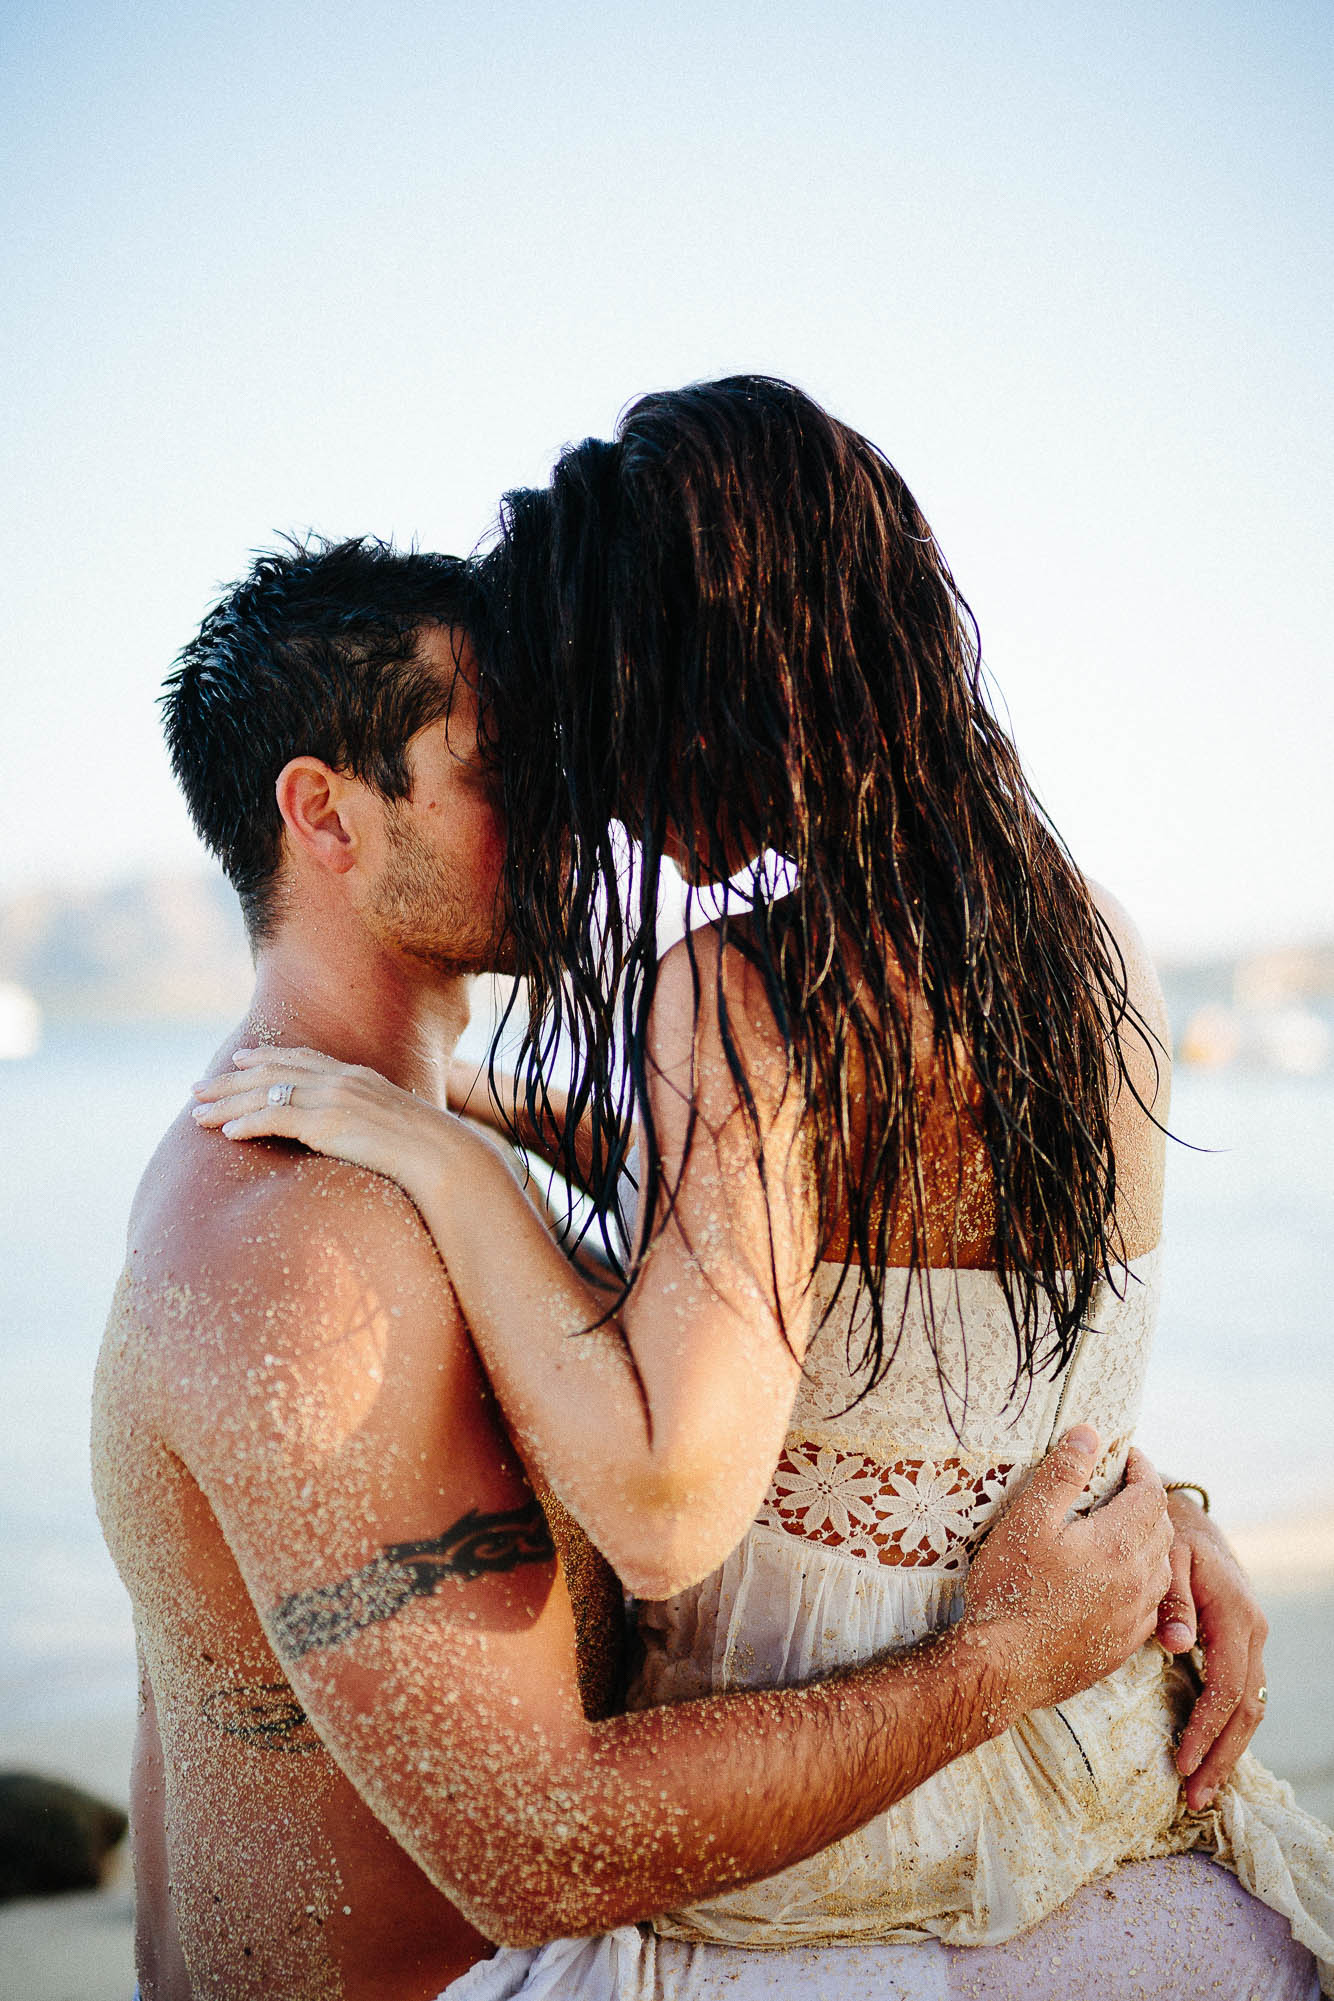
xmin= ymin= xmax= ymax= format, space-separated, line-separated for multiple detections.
xmin=165 ymin=1159 xmax=1172 ymax=1948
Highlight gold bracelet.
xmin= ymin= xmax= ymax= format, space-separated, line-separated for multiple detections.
xmin=1164 ymin=1480 xmax=1211 ymax=1514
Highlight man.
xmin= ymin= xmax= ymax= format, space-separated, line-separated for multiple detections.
xmin=93 ymin=537 xmax=1246 ymax=2000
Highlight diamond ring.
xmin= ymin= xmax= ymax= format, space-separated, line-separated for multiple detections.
xmin=267 ymin=1082 xmax=295 ymax=1108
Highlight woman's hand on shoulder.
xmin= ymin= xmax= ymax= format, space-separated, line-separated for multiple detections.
xmin=191 ymin=1045 xmax=476 ymax=1203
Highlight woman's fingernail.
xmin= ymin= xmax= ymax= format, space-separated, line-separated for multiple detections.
xmin=1197 ymin=1787 xmax=1217 ymax=1809
xmin=222 ymin=1120 xmax=240 ymax=1136
xmin=233 ymin=1049 xmax=256 ymax=1063
xmin=1162 ymin=1621 xmax=1194 ymax=1651
xmin=191 ymin=1104 xmax=208 ymax=1120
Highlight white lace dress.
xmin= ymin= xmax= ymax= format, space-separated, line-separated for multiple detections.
xmin=447 ymin=1255 xmax=1332 ymax=1999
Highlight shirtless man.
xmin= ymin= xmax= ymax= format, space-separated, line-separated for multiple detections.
xmin=92 ymin=537 xmax=1236 ymax=2000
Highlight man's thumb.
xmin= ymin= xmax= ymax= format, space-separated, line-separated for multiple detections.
xmin=1023 ymin=1425 xmax=1100 ymax=1517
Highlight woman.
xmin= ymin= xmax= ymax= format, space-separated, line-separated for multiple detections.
xmin=196 ymin=378 xmax=1331 ymax=1994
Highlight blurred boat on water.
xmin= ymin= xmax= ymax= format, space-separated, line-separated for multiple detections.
xmin=0 ymin=983 xmax=41 ymax=1060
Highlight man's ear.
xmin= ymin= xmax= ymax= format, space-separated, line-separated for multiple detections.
xmin=275 ymin=758 xmax=361 ymax=878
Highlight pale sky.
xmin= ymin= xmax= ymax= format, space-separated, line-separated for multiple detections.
xmin=2 ymin=0 xmax=1330 ymax=958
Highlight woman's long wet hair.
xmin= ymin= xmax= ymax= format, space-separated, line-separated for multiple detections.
xmin=478 ymin=375 xmax=1157 ymax=1402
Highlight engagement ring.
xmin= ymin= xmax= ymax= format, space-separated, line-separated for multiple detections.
xmin=267 ymin=1083 xmax=295 ymax=1108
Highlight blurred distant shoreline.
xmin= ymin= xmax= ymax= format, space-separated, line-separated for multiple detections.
xmin=0 ymin=871 xmax=253 ymax=1027
xmin=1 ymin=871 xmax=1331 ymax=1076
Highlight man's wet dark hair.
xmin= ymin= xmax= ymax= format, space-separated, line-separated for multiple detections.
xmin=162 ymin=536 xmax=476 ymax=943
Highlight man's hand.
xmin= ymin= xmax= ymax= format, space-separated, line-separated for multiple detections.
xmin=964 ymin=1430 xmax=1175 ymax=1715
xmin=1157 ymin=1491 xmax=1270 ymax=1810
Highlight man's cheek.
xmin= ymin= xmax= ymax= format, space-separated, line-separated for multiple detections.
xmin=475 ymin=809 xmax=507 ymax=891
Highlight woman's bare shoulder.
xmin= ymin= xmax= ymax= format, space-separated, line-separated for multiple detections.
xmin=1087 ymin=879 xmax=1170 ymax=1047
xmin=1086 ymin=879 xmax=1170 ymax=1255
xmin=653 ymin=919 xmax=785 ymax=1057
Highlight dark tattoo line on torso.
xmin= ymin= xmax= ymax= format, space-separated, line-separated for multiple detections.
xmin=270 ymin=1499 xmax=556 ymax=1659
xmin=202 ymin=1681 xmax=322 ymax=1753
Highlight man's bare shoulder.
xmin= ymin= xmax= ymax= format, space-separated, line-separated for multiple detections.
xmin=120 ymin=1111 xmax=471 ymax=1443
xmin=130 ymin=1109 xmax=449 ymax=1289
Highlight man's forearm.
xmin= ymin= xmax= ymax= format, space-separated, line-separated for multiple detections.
xmin=491 ymin=1617 xmax=1018 ymax=1944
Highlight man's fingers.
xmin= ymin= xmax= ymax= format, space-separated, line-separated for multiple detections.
xmin=1092 ymin=1469 xmax=1172 ymax=1555
xmin=1179 ymin=1624 xmax=1268 ymax=1802
xmin=1176 ymin=1610 xmax=1251 ymax=1778
xmin=1176 ymin=1666 xmax=1240 ymax=1781
xmin=1016 ymin=1427 xmax=1100 ymax=1524
xmin=1182 ymin=1637 xmax=1268 ymax=1809
xmin=1099 ymin=1448 xmax=1168 ymax=1544
xmin=1156 ymin=1536 xmax=1197 ymax=1653
xmin=1121 ymin=1446 xmax=1168 ymax=1504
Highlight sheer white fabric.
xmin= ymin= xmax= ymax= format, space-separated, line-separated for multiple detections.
xmin=446 ymin=1857 xmax=1319 ymax=1998
xmin=627 ymin=1255 xmax=1333 ymax=1988
xmin=445 ymin=1254 xmax=1331 ymax=1999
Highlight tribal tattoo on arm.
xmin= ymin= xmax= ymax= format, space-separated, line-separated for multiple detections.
xmin=269 ymin=1498 xmax=556 ymax=1660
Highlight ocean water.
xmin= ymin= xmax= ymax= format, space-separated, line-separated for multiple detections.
xmin=1 ymin=1022 xmax=1332 ymax=1744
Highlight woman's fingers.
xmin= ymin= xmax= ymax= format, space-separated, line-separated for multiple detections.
xmin=190 ymin=1060 xmax=441 ymax=1189
xmin=193 ymin=1047 xmax=351 ymax=1104
xmin=194 ymin=1064 xmax=299 ymax=1104
xmin=211 ymin=1106 xmax=304 ymax=1141
xmin=193 ymin=1071 xmax=256 ymax=1103
xmin=192 ymin=1085 xmax=303 ymax=1127
xmin=232 ymin=1045 xmax=337 ymax=1071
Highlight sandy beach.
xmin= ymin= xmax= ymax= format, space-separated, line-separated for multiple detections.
xmin=4 ymin=1523 xmax=1331 ymax=2001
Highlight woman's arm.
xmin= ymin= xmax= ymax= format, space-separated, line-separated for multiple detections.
xmin=194 ymin=928 xmax=815 ymax=1598
xmin=447 ymin=1054 xmax=600 ymax=1202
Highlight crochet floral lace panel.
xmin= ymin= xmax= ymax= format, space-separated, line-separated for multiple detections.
xmin=755 ymin=1435 xmax=1130 ymax=1573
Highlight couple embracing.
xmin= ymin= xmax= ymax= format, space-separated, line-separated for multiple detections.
xmin=95 ymin=376 xmax=1334 ymax=1999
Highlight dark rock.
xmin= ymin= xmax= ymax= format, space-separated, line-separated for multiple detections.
xmin=0 ymin=1772 xmax=128 ymax=1901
